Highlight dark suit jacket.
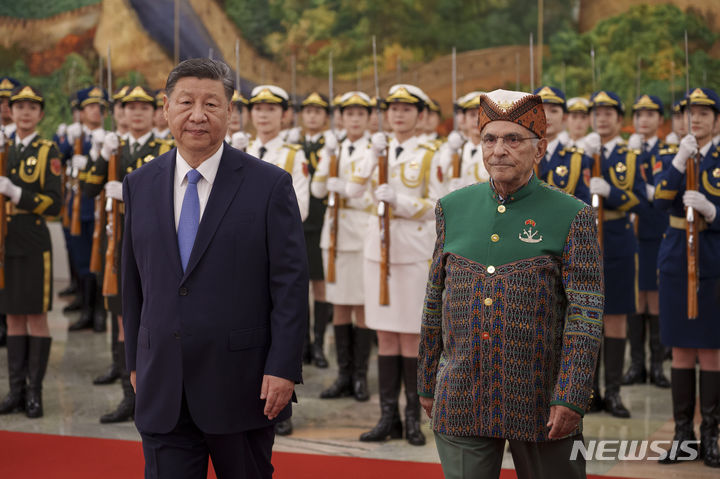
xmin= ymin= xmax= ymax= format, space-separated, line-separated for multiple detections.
xmin=122 ymin=143 xmax=308 ymax=435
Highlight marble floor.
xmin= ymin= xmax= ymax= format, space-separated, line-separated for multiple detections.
xmin=0 ymin=281 xmax=717 ymax=478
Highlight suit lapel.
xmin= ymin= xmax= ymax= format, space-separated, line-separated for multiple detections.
xmin=181 ymin=147 xmax=245 ymax=283
xmin=154 ymin=149 xmax=184 ymax=279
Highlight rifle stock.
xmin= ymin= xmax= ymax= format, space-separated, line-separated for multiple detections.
xmin=686 ymin=152 xmax=700 ymax=320
xmin=70 ymin=137 xmax=83 ymax=236
xmin=0 ymin=143 xmax=6 ymax=289
xmin=592 ymin=152 xmax=604 ymax=247
xmin=451 ymin=150 xmax=461 ymax=179
xmin=326 ymin=152 xmax=339 ymax=283
xmin=102 ymin=152 xmax=119 ymax=297
xmin=378 ymin=149 xmax=390 ymax=306
xmin=89 ymin=190 xmax=106 ymax=273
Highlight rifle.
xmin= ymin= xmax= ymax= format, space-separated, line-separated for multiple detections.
xmin=102 ymin=149 xmax=119 ymax=297
xmin=326 ymin=52 xmax=339 ymax=283
xmin=70 ymin=135 xmax=83 ymax=236
xmin=0 ymin=132 xmax=7 ymax=289
xmin=684 ymin=30 xmax=699 ymax=320
xmin=89 ymin=190 xmax=106 ymax=273
xmin=373 ymin=36 xmax=390 ymax=305
xmin=451 ymin=47 xmax=462 ymax=179
xmin=590 ymin=46 xmax=604 ymax=247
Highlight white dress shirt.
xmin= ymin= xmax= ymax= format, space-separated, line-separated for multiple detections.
xmin=174 ymin=143 xmax=224 ymax=230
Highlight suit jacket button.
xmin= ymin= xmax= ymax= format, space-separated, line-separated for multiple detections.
xmin=179 ymin=287 xmax=188 ymax=296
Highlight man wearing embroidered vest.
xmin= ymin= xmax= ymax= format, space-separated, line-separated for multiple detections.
xmin=585 ymin=90 xmax=647 ymax=418
xmin=418 ymin=89 xmax=603 ymax=479
xmin=654 ymin=88 xmax=720 ymax=468
xmin=621 ymin=95 xmax=671 ymax=389
xmin=534 ymin=86 xmax=592 ymax=204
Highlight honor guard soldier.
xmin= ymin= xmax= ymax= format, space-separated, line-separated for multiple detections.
xmin=566 ymin=97 xmax=592 ymax=147
xmin=622 ymin=95 xmax=671 ymax=388
xmin=311 ymin=91 xmax=375 ymax=402
xmin=84 ymin=85 xmax=173 ymax=423
xmin=111 ymin=85 xmax=130 ymax=140
xmin=153 ymin=89 xmax=172 ymax=140
xmin=440 ymin=92 xmax=489 ymax=193
xmin=423 ymin=98 xmax=442 ymax=144
xmin=0 ymin=85 xmax=62 ymax=418
xmin=586 ymin=90 xmax=648 ymax=418
xmin=0 ymin=77 xmax=20 ymax=138
xmin=534 ymin=86 xmax=592 ymax=204
xmin=225 ymin=90 xmax=248 ymax=143
xmin=654 ymin=88 xmax=720 ymax=468
xmin=298 ymin=91 xmax=333 ymax=369
xmin=347 ymin=84 xmax=444 ymax=446
xmin=65 ymin=86 xmax=109 ymax=332
xmin=368 ymin=97 xmax=383 ymax=133
xmin=666 ymin=99 xmax=688 ymax=146
xmin=246 ymin=84 xmax=310 ymax=437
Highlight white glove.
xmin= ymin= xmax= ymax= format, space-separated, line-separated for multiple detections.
xmin=66 ymin=123 xmax=83 ymax=144
xmin=0 ymin=134 xmax=4 ymax=150
xmin=684 ymin=190 xmax=716 ymax=223
xmin=326 ymin=177 xmax=346 ymax=194
xmin=583 ymin=133 xmax=601 ymax=157
xmin=104 ymin=180 xmax=123 ymax=202
xmin=672 ymin=134 xmax=698 ymax=173
xmin=91 ymin=129 xmax=106 ymax=148
xmin=56 ymin=123 xmax=67 ymax=138
xmin=590 ymin=177 xmax=611 ymax=198
xmin=449 ymin=177 xmax=465 ymax=192
xmin=374 ymin=184 xmax=397 ymax=207
xmin=371 ymin=132 xmax=387 ymax=155
xmin=101 ymin=132 xmax=119 ymax=159
xmin=665 ymin=132 xmax=679 ymax=145
xmin=72 ymin=154 xmax=88 ymax=171
xmin=323 ymin=130 xmax=338 ymax=154
xmin=646 ymin=183 xmax=656 ymax=202
xmin=231 ymin=131 xmax=249 ymax=150
xmin=285 ymin=126 xmax=301 ymax=144
xmin=557 ymin=130 xmax=570 ymax=145
xmin=447 ymin=131 xmax=464 ymax=151
xmin=628 ymin=133 xmax=643 ymax=151
xmin=0 ymin=176 xmax=22 ymax=204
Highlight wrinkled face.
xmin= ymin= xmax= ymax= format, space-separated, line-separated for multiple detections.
xmin=482 ymin=120 xmax=545 ymax=189
xmin=165 ymin=77 xmax=231 ymax=154
xmin=543 ymin=104 xmax=565 ymax=139
xmin=689 ymin=105 xmax=717 ymax=142
xmin=592 ymin=106 xmax=622 ymax=139
xmin=672 ymin=111 xmax=688 ymax=137
xmin=154 ymin=106 xmax=168 ymax=129
xmin=301 ymin=105 xmax=328 ymax=133
xmin=387 ymin=103 xmax=422 ymax=136
xmin=250 ymin=102 xmax=285 ymax=137
xmin=82 ymin=103 xmax=104 ymax=127
xmin=633 ymin=109 xmax=661 ymax=137
xmin=10 ymin=100 xmax=43 ymax=133
xmin=0 ymin=98 xmax=12 ymax=124
xmin=566 ymin=111 xmax=590 ymax=139
xmin=124 ymin=102 xmax=155 ymax=136
xmin=341 ymin=106 xmax=369 ymax=140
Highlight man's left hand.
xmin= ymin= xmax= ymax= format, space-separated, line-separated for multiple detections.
xmin=547 ymin=405 xmax=581 ymax=439
xmin=420 ymin=396 xmax=434 ymax=419
xmin=261 ymin=374 xmax=294 ymax=420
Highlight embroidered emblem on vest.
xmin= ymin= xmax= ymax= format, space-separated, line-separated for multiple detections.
xmin=519 ymin=219 xmax=543 ymax=244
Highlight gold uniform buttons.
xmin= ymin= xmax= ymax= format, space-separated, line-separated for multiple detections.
xmin=491 ymin=234 xmax=499 ymax=242
xmin=487 ymin=265 xmax=495 ymax=274
xmin=497 ymin=205 xmax=506 ymax=213
xmin=484 ymin=298 xmax=493 ymax=306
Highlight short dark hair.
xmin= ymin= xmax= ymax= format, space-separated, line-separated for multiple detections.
xmin=165 ymin=58 xmax=234 ymax=102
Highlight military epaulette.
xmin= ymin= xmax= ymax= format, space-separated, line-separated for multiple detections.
xmin=568 ymin=146 xmax=585 ymax=155
xmin=712 ymin=144 xmax=720 ymax=157
xmin=32 ymin=138 xmax=54 ymax=148
xmin=659 ymin=145 xmax=679 ymax=156
xmin=283 ymin=143 xmax=302 ymax=151
xmin=417 ymin=142 xmax=438 ymax=152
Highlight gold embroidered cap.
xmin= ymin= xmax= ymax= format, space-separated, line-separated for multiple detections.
xmin=0 ymin=77 xmax=20 ymax=98
xmin=155 ymin=89 xmax=166 ymax=107
xmin=632 ymin=94 xmax=663 ymax=114
xmin=249 ymin=85 xmax=289 ymax=109
xmin=686 ymin=88 xmax=720 ymax=113
xmin=533 ymin=86 xmax=566 ymax=110
xmin=301 ymin=91 xmax=329 ymax=110
xmin=460 ymin=91 xmax=485 ymax=111
xmin=231 ymin=89 xmax=248 ymax=105
xmin=338 ymin=91 xmax=372 ymax=109
xmin=385 ymin=84 xmax=427 ymax=108
xmin=566 ymin=97 xmax=590 ymax=113
xmin=112 ymin=85 xmax=130 ymax=102
xmin=121 ymin=85 xmax=156 ymax=105
xmin=589 ymin=90 xmax=625 ymax=114
xmin=9 ymin=85 xmax=44 ymax=107
xmin=478 ymin=89 xmax=546 ymax=138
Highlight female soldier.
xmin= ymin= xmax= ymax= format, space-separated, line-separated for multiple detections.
xmin=0 ymin=85 xmax=62 ymax=418
xmin=654 ymin=88 xmax=720 ymax=468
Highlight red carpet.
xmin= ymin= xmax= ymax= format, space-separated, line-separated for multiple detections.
xmin=0 ymin=430 xmax=635 ymax=478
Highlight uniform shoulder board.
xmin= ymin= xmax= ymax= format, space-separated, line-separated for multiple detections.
xmin=283 ymin=143 xmax=302 ymax=151
xmin=35 ymin=138 xmax=54 ymax=147
xmin=659 ymin=145 xmax=678 ymax=156
xmin=570 ymin=146 xmax=585 ymax=155
xmin=155 ymin=138 xmax=174 ymax=146
xmin=417 ymin=142 xmax=438 ymax=152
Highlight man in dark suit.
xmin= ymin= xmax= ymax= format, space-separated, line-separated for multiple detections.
xmin=122 ymin=58 xmax=308 ymax=479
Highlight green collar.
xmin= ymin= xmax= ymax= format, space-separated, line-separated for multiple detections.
xmin=489 ymin=172 xmax=539 ymax=204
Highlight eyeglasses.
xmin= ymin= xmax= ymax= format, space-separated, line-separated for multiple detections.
xmin=481 ymin=133 xmax=536 ymax=149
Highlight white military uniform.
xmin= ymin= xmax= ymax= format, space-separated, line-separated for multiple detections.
xmin=247 ymin=135 xmax=310 ymax=221
xmin=347 ymin=135 xmax=443 ymax=333
xmin=311 ymin=136 xmax=373 ymax=305
xmin=439 ymin=139 xmax=488 ymax=192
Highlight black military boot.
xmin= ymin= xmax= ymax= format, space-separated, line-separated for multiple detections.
xmin=402 ymin=357 xmax=426 ymax=446
xmin=360 ymin=355 xmax=403 ymax=442
xmin=699 ymin=371 xmax=720 ymax=468
xmin=68 ymin=276 xmax=95 ymax=331
xmin=648 ymin=316 xmax=670 ymax=388
xmin=588 ymin=346 xmax=604 ymax=413
xmin=25 ymin=336 xmax=52 ymax=418
xmin=94 ymin=315 xmax=121 ymax=385
xmin=311 ymin=301 xmax=331 ymax=368
xmin=0 ymin=335 xmax=28 ymax=414
xmin=275 ymin=418 xmax=293 ymax=436
xmin=0 ymin=315 xmax=7 ymax=347
xmin=93 ymin=287 xmax=107 ymax=333
xmin=603 ymin=337 xmax=630 ymax=418
xmin=622 ymin=313 xmax=647 ymax=385
xmin=352 ymin=327 xmax=373 ymax=402
xmin=100 ymin=342 xmax=136 ymax=423
xmin=62 ymin=295 xmax=83 ymax=313
xmin=58 ymin=271 xmax=78 ymax=297
xmin=660 ymin=368 xmax=699 ymax=464
xmin=320 ymin=324 xmax=353 ymax=398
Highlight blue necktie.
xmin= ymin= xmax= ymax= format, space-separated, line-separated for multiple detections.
xmin=177 ymin=169 xmax=202 ymax=271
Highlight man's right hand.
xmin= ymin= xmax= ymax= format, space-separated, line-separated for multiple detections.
xmin=130 ymin=371 xmax=136 ymax=393
xmin=420 ymin=396 xmax=433 ymax=419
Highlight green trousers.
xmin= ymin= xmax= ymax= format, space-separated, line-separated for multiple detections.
xmin=434 ymin=432 xmax=586 ymax=479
